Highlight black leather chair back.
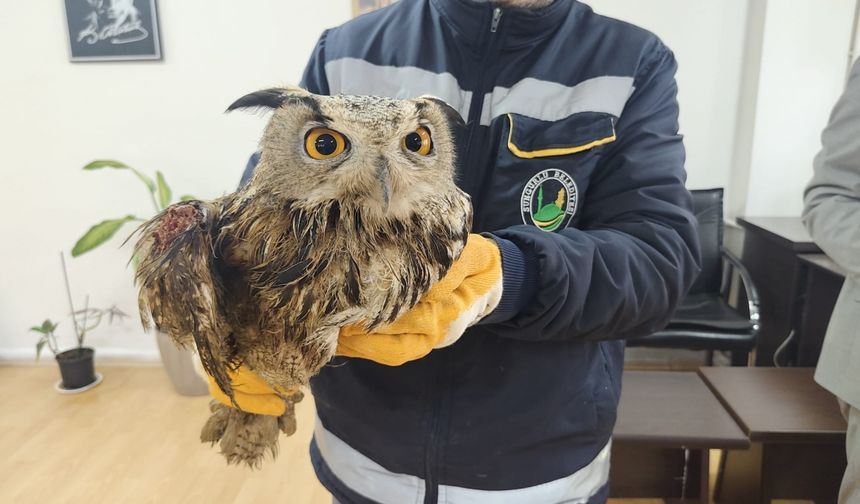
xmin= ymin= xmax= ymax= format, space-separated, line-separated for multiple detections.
xmin=688 ymin=188 xmax=724 ymax=295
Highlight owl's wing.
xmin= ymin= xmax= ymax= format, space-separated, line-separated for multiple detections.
xmin=132 ymin=200 xmax=236 ymax=401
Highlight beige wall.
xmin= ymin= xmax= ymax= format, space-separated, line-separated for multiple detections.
xmin=1 ymin=0 xmax=856 ymax=359
xmin=587 ymin=0 xmax=750 ymax=192
xmin=0 ymin=1 xmax=351 ymax=359
xmin=741 ymin=0 xmax=857 ymax=217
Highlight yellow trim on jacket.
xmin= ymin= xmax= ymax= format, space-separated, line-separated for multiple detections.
xmin=506 ymin=113 xmax=617 ymax=159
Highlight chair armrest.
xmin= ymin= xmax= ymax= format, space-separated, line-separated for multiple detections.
xmin=721 ymin=247 xmax=761 ymax=334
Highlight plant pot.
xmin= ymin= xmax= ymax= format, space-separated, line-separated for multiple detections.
xmin=155 ymin=331 xmax=208 ymax=396
xmin=56 ymin=347 xmax=96 ymax=390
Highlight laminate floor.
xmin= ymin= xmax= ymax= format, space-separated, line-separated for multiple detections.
xmin=0 ymin=365 xmax=812 ymax=504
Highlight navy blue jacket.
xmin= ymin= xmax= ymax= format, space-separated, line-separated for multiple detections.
xmin=242 ymin=1 xmax=699 ymax=502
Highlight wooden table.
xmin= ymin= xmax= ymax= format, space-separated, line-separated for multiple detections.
xmin=610 ymin=371 xmax=749 ymax=503
xmin=736 ymin=217 xmax=822 ymax=366
xmin=698 ymin=367 xmax=847 ymax=504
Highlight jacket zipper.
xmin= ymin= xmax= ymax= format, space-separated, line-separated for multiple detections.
xmin=424 ymin=11 xmax=503 ymax=504
xmin=459 ymin=6 xmax=503 ymax=219
xmin=422 ymin=359 xmax=444 ymax=504
xmin=490 ymin=6 xmax=502 ymax=32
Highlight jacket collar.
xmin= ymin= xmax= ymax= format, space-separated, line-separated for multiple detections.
xmin=431 ymin=0 xmax=574 ymax=49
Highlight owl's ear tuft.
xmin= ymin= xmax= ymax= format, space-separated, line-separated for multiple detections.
xmin=226 ymin=86 xmax=313 ymax=113
xmin=418 ymin=96 xmax=466 ymax=129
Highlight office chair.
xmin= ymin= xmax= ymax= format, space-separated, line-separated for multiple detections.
xmin=627 ymin=188 xmax=761 ymax=366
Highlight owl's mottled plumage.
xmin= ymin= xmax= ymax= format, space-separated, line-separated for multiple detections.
xmin=133 ymin=87 xmax=471 ymax=467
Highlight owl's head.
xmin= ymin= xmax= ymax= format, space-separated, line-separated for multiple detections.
xmin=228 ymin=87 xmax=465 ymax=219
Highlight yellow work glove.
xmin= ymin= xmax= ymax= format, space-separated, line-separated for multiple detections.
xmin=207 ymin=234 xmax=503 ymax=412
xmin=206 ymin=366 xmax=289 ymax=416
xmin=337 ymin=233 xmax=504 ymax=366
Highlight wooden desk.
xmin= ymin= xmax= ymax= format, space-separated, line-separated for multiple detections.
xmin=699 ymin=367 xmax=847 ymax=504
xmin=610 ymin=371 xmax=749 ymax=503
xmin=736 ymin=217 xmax=822 ymax=366
xmin=796 ymin=254 xmax=847 ymax=366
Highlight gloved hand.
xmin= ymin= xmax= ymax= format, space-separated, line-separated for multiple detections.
xmin=203 ymin=366 xmax=304 ymax=467
xmin=206 ymin=233 xmax=504 ymax=413
xmin=337 ymin=233 xmax=503 ymax=365
xmin=206 ymin=365 xmax=299 ymax=416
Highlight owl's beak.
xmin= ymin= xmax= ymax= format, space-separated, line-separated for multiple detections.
xmin=376 ymin=159 xmax=391 ymax=210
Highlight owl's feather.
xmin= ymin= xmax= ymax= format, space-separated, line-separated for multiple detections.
xmin=133 ymin=88 xmax=471 ymax=467
xmin=134 ymin=201 xmax=237 ymax=403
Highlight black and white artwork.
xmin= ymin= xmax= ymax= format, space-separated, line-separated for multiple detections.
xmin=64 ymin=0 xmax=161 ymax=61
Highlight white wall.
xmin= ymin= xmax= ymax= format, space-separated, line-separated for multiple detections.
xmin=587 ymin=0 xmax=750 ymax=191
xmin=852 ymin=0 xmax=860 ymax=69
xmin=0 ymin=1 xmax=351 ymax=360
xmin=742 ymin=0 xmax=857 ymax=217
xmin=1 ymin=0 xmax=854 ymax=360
xmin=726 ymin=0 xmax=768 ymax=218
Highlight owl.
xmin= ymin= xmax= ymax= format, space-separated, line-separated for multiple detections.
xmin=133 ymin=87 xmax=472 ymax=467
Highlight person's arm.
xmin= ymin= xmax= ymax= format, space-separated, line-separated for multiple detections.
xmin=803 ymin=59 xmax=860 ymax=278
xmin=487 ymin=44 xmax=701 ymax=342
xmin=300 ymin=31 xmax=330 ymax=95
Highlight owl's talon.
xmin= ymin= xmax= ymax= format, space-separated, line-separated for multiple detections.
xmin=278 ymin=408 xmax=298 ymax=436
xmin=283 ymin=389 xmax=304 ymax=404
xmin=218 ymin=409 xmax=280 ymax=468
xmin=199 ymin=400 xmax=299 ymax=468
xmin=200 ymin=400 xmax=230 ymax=444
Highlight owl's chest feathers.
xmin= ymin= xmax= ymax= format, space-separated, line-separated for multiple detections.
xmin=217 ymin=198 xmax=462 ymax=331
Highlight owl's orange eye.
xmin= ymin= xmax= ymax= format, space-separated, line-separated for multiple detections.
xmin=305 ymin=128 xmax=348 ymax=160
xmin=402 ymin=127 xmax=432 ymax=156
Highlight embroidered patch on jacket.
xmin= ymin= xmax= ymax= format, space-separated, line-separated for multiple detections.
xmin=520 ymin=169 xmax=578 ymax=232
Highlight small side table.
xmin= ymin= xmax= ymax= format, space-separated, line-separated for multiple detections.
xmin=699 ymin=367 xmax=847 ymax=504
xmin=611 ymin=371 xmax=749 ymax=503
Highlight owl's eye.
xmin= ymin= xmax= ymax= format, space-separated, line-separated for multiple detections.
xmin=402 ymin=127 xmax=433 ymax=156
xmin=305 ymin=128 xmax=349 ymax=160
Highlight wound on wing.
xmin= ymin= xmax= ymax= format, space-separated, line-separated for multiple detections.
xmin=153 ymin=204 xmax=202 ymax=254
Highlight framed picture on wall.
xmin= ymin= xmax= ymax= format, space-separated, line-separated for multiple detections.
xmin=352 ymin=0 xmax=397 ymax=17
xmin=63 ymin=0 xmax=162 ymax=62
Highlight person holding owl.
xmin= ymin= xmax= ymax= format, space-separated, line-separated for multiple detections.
xmin=231 ymin=0 xmax=701 ymax=502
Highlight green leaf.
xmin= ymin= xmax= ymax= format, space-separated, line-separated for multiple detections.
xmin=130 ymin=168 xmax=157 ymax=194
xmin=83 ymin=159 xmax=129 ymax=170
xmin=83 ymin=159 xmax=156 ymax=193
xmin=41 ymin=319 xmax=57 ymax=333
xmin=36 ymin=340 xmax=46 ymax=361
xmin=30 ymin=319 xmax=56 ymax=334
xmin=71 ymin=215 xmax=136 ymax=257
xmin=179 ymin=194 xmax=197 ymax=202
xmin=156 ymin=171 xmax=172 ymax=209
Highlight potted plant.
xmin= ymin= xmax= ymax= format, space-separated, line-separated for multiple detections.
xmin=70 ymin=160 xmax=208 ymax=396
xmin=31 ymin=253 xmax=127 ymax=391
xmin=71 ymin=160 xmax=196 ymax=257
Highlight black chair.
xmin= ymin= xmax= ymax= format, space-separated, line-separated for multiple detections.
xmin=627 ymin=188 xmax=761 ymax=366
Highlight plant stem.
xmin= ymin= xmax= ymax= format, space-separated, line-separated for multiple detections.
xmin=48 ymin=332 xmax=59 ymax=354
xmin=80 ymin=295 xmax=90 ymax=348
xmin=60 ymin=252 xmax=81 ymax=350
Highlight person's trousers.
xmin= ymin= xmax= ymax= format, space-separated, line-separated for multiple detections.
xmin=839 ymin=399 xmax=859 ymax=504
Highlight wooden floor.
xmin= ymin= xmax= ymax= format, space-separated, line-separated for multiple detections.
xmin=0 ymin=365 xmax=811 ymax=504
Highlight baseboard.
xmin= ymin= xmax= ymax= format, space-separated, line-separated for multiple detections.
xmin=0 ymin=348 xmax=161 ymax=363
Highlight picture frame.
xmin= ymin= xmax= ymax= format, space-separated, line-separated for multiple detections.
xmin=63 ymin=0 xmax=162 ymax=62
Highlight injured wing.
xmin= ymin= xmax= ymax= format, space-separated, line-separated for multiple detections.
xmin=132 ymin=200 xmax=236 ymax=401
